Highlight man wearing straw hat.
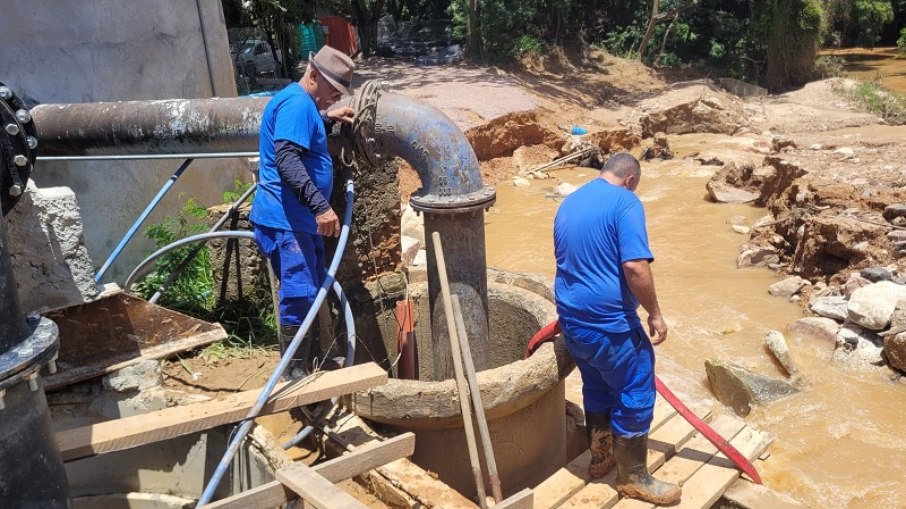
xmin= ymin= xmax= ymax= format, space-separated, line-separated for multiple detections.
xmin=251 ymin=45 xmax=355 ymax=374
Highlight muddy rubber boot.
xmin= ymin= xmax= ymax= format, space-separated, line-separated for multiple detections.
xmin=614 ymin=434 xmax=682 ymax=504
xmin=279 ymin=325 xmax=308 ymax=379
xmin=586 ymin=412 xmax=615 ymax=478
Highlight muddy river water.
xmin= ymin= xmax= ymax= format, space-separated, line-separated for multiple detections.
xmin=484 ymin=136 xmax=906 ymax=508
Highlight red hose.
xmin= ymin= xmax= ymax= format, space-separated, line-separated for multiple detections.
xmin=526 ymin=319 xmax=762 ymax=484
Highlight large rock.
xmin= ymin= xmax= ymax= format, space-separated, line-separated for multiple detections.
xmin=847 ymin=281 xmax=906 ymax=330
xmin=705 ymin=359 xmax=799 ymax=417
xmin=884 ymin=332 xmax=906 ymax=372
xmin=586 ymin=127 xmax=641 ymax=154
xmin=808 ymin=295 xmax=849 ymax=321
xmin=705 ymin=162 xmax=767 ymax=204
xmin=737 ymin=246 xmax=780 ymax=268
xmin=834 ymin=323 xmax=884 ymax=367
xmin=706 ymin=181 xmax=760 ymax=203
xmin=768 ymin=276 xmax=807 ymax=299
xmin=788 ymin=317 xmax=839 ymax=344
xmin=762 ymin=330 xmax=800 ymax=378
xmin=5 ymin=181 xmax=101 ymax=313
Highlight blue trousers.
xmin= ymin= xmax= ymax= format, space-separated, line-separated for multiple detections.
xmin=564 ymin=327 xmax=656 ymax=437
xmin=254 ymin=225 xmax=325 ymax=326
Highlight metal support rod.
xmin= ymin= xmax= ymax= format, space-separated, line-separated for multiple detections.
xmin=452 ymin=295 xmax=503 ymax=503
xmin=37 ymin=152 xmax=257 ymax=161
xmin=432 ymin=231 xmax=488 ymax=509
xmin=94 ymin=158 xmax=194 ymax=283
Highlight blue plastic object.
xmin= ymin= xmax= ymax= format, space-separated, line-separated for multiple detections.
xmin=571 ymin=125 xmax=588 ymax=136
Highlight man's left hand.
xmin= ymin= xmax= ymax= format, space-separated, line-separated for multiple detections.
xmin=326 ymin=106 xmax=355 ymax=125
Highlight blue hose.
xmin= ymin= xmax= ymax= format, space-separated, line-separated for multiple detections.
xmin=95 ymin=158 xmax=194 ymax=283
xmin=196 ymin=179 xmax=355 ymax=506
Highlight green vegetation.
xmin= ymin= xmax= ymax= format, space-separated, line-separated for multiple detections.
xmin=134 ymin=185 xmax=278 ymax=361
xmin=813 ymin=55 xmax=847 ymax=78
xmin=835 ymin=80 xmax=906 ymax=123
xmin=898 ymin=27 xmax=906 ymax=54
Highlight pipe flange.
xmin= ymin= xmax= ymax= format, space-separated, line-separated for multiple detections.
xmin=410 ymin=183 xmax=497 ymax=214
xmin=0 ymin=82 xmax=36 ymax=215
xmin=0 ymin=315 xmax=60 ymax=394
xmin=349 ymin=80 xmax=387 ymax=169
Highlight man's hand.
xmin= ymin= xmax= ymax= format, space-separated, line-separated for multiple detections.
xmin=316 ymin=208 xmax=340 ymax=237
xmin=648 ymin=313 xmax=668 ymax=345
xmin=326 ymin=106 xmax=355 ymax=125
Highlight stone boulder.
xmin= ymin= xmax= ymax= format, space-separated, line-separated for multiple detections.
xmin=705 ymin=162 xmax=767 ymax=204
xmin=847 ymin=282 xmax=906 ymax=330
xmin=705 ymin=359 xmax=799 ymax=417
xmin=586 ymin=127 xmax=641 ymax=154
xmin=768 ymin=276 xmax=807 ymax=299
xmin=737 ymin=246 xmax=780 ymax=268
xmin=884 ymin=332 xmax=906 ymax=372
xmin=640 ymin=132 xmax=673 ymax=160
xmin=5 ymin=181 xmax=101 ymax=313
xmin=788 ymin=317 xmax=839 ymax=345
xmin=808 ymin=295 xmax=848 ymax=322
xmin=834 ymin=323 xmax=884 ymax=367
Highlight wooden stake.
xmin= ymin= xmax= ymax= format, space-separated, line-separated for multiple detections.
xmin=432 ymin=231 xmax=489 ymax=508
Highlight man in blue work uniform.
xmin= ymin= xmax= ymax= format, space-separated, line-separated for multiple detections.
xmin=251 ymin=46 xmax=355 ymax=374
xmin=553 ymin=152 xmax=681 ymax=504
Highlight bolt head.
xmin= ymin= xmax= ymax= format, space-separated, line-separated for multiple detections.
xmin=26 ymin=136 xmax=37 ymax=149
xmin=15 ymin=109 xmax=31 ymax=124
xmin=9 ymin=184 xmax=22 ymax=197
xmin=0 ymin=87 xmax=11 ymax=100
xmin=5 ymin=123 xmax=19 ymax=135
xmin=13 ymin=154 xmax=28 ymax=166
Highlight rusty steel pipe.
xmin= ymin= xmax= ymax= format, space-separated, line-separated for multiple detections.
xmin=31 ymin=97 xmax=269 ymax=156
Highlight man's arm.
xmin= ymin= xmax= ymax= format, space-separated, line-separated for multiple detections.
xmin=274 ymin=140 xmax=340 ymax=237
xmin=623 ymin=259 xmax=668 ymax=344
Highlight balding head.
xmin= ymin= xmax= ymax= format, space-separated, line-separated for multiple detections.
xmin=598 ymin=152 xmax=642 ymax=192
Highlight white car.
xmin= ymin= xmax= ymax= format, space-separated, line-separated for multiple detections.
xmin=232 ymin=39 xmax=278 ymax=82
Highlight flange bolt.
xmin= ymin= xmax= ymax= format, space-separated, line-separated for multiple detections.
xmin=26 ymin=136 xmax=38 ymax=149
xmin=47 ymin=354 xmax=59 ymax=375
xmin=0 ymin=389 xmax=5 ymax=410
xmin=15 ymin=109 xmax=31 ymax=124
xmin=0 ymin=87 xmax=11 ymax=100
xmin=27 ymin=373 xmax=39 ymax=392
xmin=13 ymin=154 xmax=28 ymax=167
xmin=5 ymin=123 xmax=19 ymax=135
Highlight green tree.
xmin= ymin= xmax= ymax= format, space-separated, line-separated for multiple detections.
xmin=853 ymin=0 xmax=895 ymax=47
xmin=755 ymin=0 xmax=824 ymax=91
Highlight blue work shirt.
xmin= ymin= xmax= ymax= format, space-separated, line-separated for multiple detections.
xmin=251 ymin=83 xmax=333 ymax=234
xmin=554 ymin=178 xmax=654 ymax=338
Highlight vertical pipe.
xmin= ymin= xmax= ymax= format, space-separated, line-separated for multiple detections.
xmin=425 ymin=209 xmax=490 ymax=380
xmin=0 ymin=209 xmax=27 ymax=353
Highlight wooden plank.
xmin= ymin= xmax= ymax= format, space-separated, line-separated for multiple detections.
xmin=495 ymin=488 xmax=534 ymax=509
xmin=533 ymin=397 xmax=675 ymax=509
xmin=609 ymin=415 xmax=746 ymax=509
xmin=57 ymin=362 xmax=387 ymax=461
xmin=201 ymin=433 xmax=416 ymax=509
xmin=722 ymin=479 xmax=810 ymax=509
xmin=557 ymin=411 xmax=710 ymax=509
xmin=668 ymin=424 xmax=772 ymax=509
xmin=276 ymin=462 xmax=368 ymax=509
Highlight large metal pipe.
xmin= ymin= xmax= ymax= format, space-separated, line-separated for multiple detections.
xmin=0 ymin=197 xmax=68 ymax=507
xmin=28 ymin=86 xmax=496 ymax=381
xmin=355 ymin=84 xmax=496 ymax=380
xmin=31 ymin=97 xmax=269 ymax=156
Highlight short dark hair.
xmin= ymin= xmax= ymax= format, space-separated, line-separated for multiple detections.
xmin=601 ymin=152 xmax=641 ymax=178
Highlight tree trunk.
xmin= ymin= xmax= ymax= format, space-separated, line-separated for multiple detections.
xmin=467 ymin=0 xmax=481 ymax=61
xmin=638 ymin=0 xmax=660 ymax=61
xmin=654 ymin=13 xmax=679 ymax=67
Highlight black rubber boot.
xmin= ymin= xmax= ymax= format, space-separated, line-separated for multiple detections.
xmin=613 ymin=434 xmax=682 ymax=504
xmin=586 ymin=412 xmax=615 ymax=478
xmin=279 ymin=325 xmax=309 ymax=378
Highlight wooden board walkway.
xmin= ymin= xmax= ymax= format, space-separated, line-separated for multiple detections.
xmin=535 ymin=395 xmax=773 ymax=509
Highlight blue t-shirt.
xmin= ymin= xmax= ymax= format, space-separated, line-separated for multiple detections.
xmin=251 ymin=83 xmax=333 ymax=233
xmin=554 ymin=178 xmax=654 ymax=337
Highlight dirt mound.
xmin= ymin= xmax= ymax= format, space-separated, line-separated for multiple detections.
xmin=637 ymin=81 xmax=747 ymax=137
xmin=465 ymin=110 xmax=560 ymax=161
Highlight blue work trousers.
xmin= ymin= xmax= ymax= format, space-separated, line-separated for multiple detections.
xmin=254 ymin=225 xmax=326 ymax=326
xmin=564 ymin=327 xmax=656 ymax=437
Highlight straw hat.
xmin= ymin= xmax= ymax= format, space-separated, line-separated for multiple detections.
xmin=309 ymin=46 xmax=355 ymax=95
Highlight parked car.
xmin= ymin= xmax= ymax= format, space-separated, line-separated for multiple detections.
xmin=231 ymin=39 xmax=278 ymax=83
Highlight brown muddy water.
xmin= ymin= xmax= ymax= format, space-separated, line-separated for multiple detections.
xmin=832 ymin=47 xmax=906 ymax=94
xmin=484 ymin=136 xmax=906 ymax=509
